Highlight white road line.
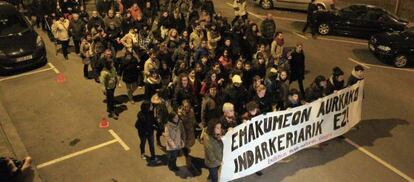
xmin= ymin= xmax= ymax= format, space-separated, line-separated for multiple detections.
xmin=317 ymin=37 xmax=367 ymax=46
xmin=37 ymin=139 xmax=118 ymax=169
xmin=348 ymin=58 xmax=371 ymax=69
xmin=364 ymin=63 xmax=414 ymax=72
xmin=292 ymin=32 xmax=308 ymax=40
xmin=47 ymin=62 xmax=60 ymax=74
xmin=0 ymin=67 xmax=54 ymax=82
xmin=345 ymin=138 xmax=414 ymax=182
xmin=109 ymin=129 xmax=130 ymax=151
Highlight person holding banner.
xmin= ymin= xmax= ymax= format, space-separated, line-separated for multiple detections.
xmin=241 ymin=101 xmax=264 ymax=176
xmin=305 ymin=75 xmax=329 ymax=102
xmin=219 ymin=103 xmax=241 ymax=134
xmin=203 ymin=119 xmax=224 ymax=182
xmin=326 ymin=67 xmax=345 ymax=94
xmin=285 ymin=88 xmax=305 ymax=109
xmin=347 ymin=65 xmax=365 ymax=86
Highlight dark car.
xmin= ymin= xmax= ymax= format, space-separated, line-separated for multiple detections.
xmin=368 ymin=27 xmax=414 ymax=68
xmin=0 ymin=2 xmax=47 ymax=74
xmin=313 ymin=4 xmax=408 ymax=38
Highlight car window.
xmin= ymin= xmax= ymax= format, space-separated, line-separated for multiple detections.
xmin=360 ymin=10 xmax=382 ymax=21
xmin=0 ymin=13 xmax=29 ymax=37
xmin=340 ymin=5 xmax=366 ymax=19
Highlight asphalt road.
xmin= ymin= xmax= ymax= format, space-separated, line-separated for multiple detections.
xmin=0 ymin=1 xmax=413 ymax=182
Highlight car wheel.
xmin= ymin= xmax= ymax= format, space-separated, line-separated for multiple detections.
xmin=393 ymin=55 xmax=408 ymax=68
xmin=260 ymin=0 xmax=272 ymax=9
xmin=318 ymin=23 xmax=331 ymax=35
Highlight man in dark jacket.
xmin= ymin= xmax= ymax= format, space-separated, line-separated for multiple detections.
xmin=260 ymin=13 xmax=276 ymax=46
xmin=289 ymin=43 xmax=306 ymax=98
xmin=69 ymin=13 xmax=86 ymax=54
xmin=223 ymin=75 xmax=248 ymax=115
xmin=302 ymin=0 xmax=318 ymax=37
xmin=347 ymin=65 xmax=365 ymax=86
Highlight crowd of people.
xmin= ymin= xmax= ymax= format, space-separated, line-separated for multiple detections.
xmin=5 ymin=0 xmax=365 ymax=181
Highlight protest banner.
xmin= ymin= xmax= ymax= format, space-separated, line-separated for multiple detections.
xmin=220 ymin=80 xmax=364 ymax=181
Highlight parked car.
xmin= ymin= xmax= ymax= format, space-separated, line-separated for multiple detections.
xmin=368 ymin=27 xmax=414 ymax=68
xmin=0 ymin=1 xmax=47 ymax=75
xmin=255 ymin=0 xmax=335 ymax=11
xmin=313 ymin=4 xmax=408 ymax=38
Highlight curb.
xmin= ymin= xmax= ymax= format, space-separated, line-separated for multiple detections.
xmin=0 ymin=102 xmax=42 ymax=182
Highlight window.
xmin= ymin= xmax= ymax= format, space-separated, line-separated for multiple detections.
xmin=0 ymin=14 xmax=28 ymax=37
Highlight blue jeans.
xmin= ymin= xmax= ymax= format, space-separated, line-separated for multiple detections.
xmin=167 ymin=150 xmax=180 ymax=170
xmin=208 ymin=166 xmax=220 ymax=182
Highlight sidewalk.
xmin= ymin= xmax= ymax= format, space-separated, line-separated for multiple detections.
xmin=0 ymin=101 xmax=42 ymax=182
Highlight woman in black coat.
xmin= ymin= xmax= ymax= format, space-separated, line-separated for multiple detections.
xmin=119 ymin=51 xmax=141 ymax=103
xmin=135 ymin=102 xmax=160 ymax=163
xmin=289 ymin=43 xmax=306 ymax=98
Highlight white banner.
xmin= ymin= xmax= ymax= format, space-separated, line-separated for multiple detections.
xmin=220 ymin=81 xmax=365 ymax=182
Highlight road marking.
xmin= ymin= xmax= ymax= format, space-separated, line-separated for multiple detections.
xmin=0 ymin=67 xmax=54 ymax=82
xmin=317 ymin=37 xmax=367 ymax=46
xmin=37 ymin=139 xmax=118 ymax=169
xmin=345 ymin=138 xmax=414 ymax=182
xmin=109 ymin=129 xmax=130 ymax=151
xmin=37 ymin=130 xmax=130 ymax=169
xmin=292 ymin=32 xmax=308 ymax=39
xmin=363 ymin=63 xmax=414 ymax=72
xmin=348 ymin=58 xmax=371 ymax=69
xmin=48 ymin=62 xmax=60 ymax=74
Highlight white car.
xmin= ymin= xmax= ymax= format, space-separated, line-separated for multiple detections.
xmin=255 ymin=0 xmax=336 ymax=11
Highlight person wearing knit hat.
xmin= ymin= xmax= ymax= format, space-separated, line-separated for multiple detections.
xmin=327 ymin=66 xmax=345 ymax=94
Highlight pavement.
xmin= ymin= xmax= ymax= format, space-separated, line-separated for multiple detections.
xmin=0 ymin=1 xmax=413 ymax=182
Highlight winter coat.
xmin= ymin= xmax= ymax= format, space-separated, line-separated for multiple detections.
xmin=181 ymin=109 xmax=196 ymax=148
xmin=190 ymin=31 xmax=204 ymax=49
xmin=164 ymin=121 xmax=185 ymax=151
xmin=347 ymin=70 xmax=363 ymax=86
xmin=253 ymin=93 xmax=273 ymax=113
xmin=69 ymin=19 xmax=85 ymax=40
xmin=201 ymin=94 xmax=222 ymax=124
xmin=305 ymin=83 xmax=329 ymax=102
xmin=99 ymin=67 xmax=118 ymax=90
xmin=326 ymin=76 xmax=345 ymax=94
xmin=119 ymin=56 xmax=140 ymax=83
xmin=203 ymin=134 xmax=223 ymax=168
xmin=144 ymin=76 xmax=162 ymax=100
xmin=143 ymin=58 xmax=160 ymax=79
xmin=103 ymin=16 xmax=122 ymax=28
xmin=219 ymin=115 xmax=241 ymax=134
xmin=51 ymin=19 xmax=70 ymax=41
xmin=290 ymin=50 xmax=305 ymax=81
xmin=223 ymin=85 xmax=248 ymax=114
xmin=135 ymin=111 xmax=156 ymax=135
xmin=173 ymin=86 xmax=194 ymax=109
xmin=260 ymin=19 xmax=276 ymax=39
xmin=153 ymin=102 xmax=169 ymax=129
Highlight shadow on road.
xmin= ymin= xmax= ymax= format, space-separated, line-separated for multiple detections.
xmin=235 ymin=118 xmax=408 ymax=181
